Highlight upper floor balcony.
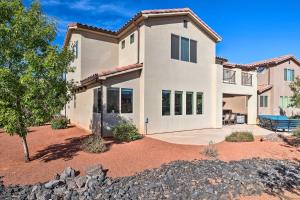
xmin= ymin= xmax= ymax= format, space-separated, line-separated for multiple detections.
xmin=223 ymin=68 xmax=253 ymax=86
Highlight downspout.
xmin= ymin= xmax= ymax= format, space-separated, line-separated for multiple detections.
xmin=137 ymin=24 xmax=140 ymax=64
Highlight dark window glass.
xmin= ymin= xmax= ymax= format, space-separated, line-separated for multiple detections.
xmin=121 ymin=88 xmax=133 ymax=113
xmin=183 ymin=20 xmax=188 ymax=28
xmin=107 ymin=88 xmax=119 ymax=113
xmin=259 ymin=96 xmax=268 ymax=107
xmin=162 ymin=90 xmax=171 ymax=116
xmin=186 ymin=92 xmax=193 ymax=115
xmin=190 ymin=39 xmax=197 ymax=63
xmin=181 ymin=37 xmax=189 ymax=62
xmin=196 ymin=92 xmax=203 ymax=114
xmin=264 ymin=96 xmax=268 ymax=107
xmin=93 ymin=88 xmax=101 ymax=113
xmin=175 ymin=91 xmax=183 ymax=115
xmin=130 ymin=34 xmax=134 ymax=44
xmin=284 ymin=68 xmax=287 ymax=81
xmin=121 ymin=40 xmax=125 ymax=49
xmin=171 ymin=34 xmax=179 ymax=60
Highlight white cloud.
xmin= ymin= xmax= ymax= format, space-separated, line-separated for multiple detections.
xmin=97 ymin=3 xmax=136 ymax=17
xmin=70 ymin=0 xmax=94 ymax=11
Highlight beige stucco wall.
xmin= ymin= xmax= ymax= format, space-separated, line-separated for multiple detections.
xmin=258 ymin=60 xmax=300 ymax=116
xmin=223 ymin=96 xmax=247 ymax=114
xmin=218 ymin=67 xmax=257 ymax=124
xmin=66 ymin=33 xmax=82 ymax=84
xmin=142 ymin=16 xmax=218 ymax=134
xmin=81 ymin=32 xmax=119 ymax=79
xmin=66 ymin=71 xmax=141 ymax=136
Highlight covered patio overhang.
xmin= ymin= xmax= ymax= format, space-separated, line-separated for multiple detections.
xmin=222 ymin=93 xmax=257 ymax=126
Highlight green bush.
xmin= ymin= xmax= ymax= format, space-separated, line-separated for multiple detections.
xmin=51 ymin=116 xmax=68 ymax=129
xmin=290 ymin=115 xmax=300 ymax=119
xmin=225 ymin=131 xmax=254 ymax=142
xmin=293 ymin=128 xmax=300 ymax=138
xmin=112 ymin=123 xmax=141 ymax=142
xmin=82 ymin=134 xmax=107 ymax=153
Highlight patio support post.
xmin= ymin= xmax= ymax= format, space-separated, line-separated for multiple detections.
xmin=100 ymin=82 xmax=104 ymax=138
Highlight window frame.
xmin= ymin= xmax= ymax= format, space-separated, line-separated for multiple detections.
xmin=223 ymin=68 xmax=236 ymax=84
xmin=241 ymin=72 xmax=252 ymax=86
xmin=162 ymin=90 xmax=171 ymax=116
xmin=121 ymin=40 xmax=125 ymax=49
xmin=107 ymin=87 xmax=120 ymax=113
xmin=121 ymin=88 xmax=133 ymax=113
xmin=171 ymin=34 xmax=180 ymax=60
xmin=130 ymin=34 xmax=135 ymax=44
xmin=175 ymin=91 xmax=183 ymax=115
xmin=180 ymin=37 xmax=190 ymax=62
xmin=190 ymin=39 xmax=197 ymax=63
xmin=196 ymin=92 xmax=203 ymax=115
xmin=186 ymin=92 xmax=194 ymax=115
xmin=259 ymin=95 xmax=268 ymax=108
xmin=93 ymin=88 xmax=102 ymax=113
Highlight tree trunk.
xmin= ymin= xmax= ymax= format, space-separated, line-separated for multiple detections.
xmin=21 ymin=136 xmax=30 ymax=162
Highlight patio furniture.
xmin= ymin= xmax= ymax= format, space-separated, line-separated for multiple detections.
xmin=229 ymin=113 xmax=236 ymax=124
xmin=236 ymin=114 xmax=246 ymax=124
xmin=223 ymin=114 xmax=230 ymax=125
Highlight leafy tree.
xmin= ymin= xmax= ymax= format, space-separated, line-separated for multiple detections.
xmin=0 ymin=0 xmax=74 ymax=162
xmin=290 ymin=77 xmax=300 ymax=108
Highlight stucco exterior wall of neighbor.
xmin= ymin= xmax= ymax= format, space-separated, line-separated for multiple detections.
xmin=218 ymin=67 xmax=257 ymax=124
xmin=269 ymin=60 xmax=300 ymax=116
xmin=142 ymin=16 xmax=218 ymax=134
xmin=81 ymin=31 xmax=119 ymax=80
xmin=258 ymin=89 xmax=273 ymax=115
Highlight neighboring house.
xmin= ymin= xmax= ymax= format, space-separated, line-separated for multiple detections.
xmin=64 ymin=8 xmax=257 ymax=136
xmin=253 ymin=55 xmax=300 ymax=116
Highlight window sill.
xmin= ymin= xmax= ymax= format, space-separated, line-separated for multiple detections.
xmin=223 ymin=81 xmax=236 ymax=85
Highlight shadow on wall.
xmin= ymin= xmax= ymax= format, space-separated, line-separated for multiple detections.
xmin=89 ymin=104 xmax=134 ymax=137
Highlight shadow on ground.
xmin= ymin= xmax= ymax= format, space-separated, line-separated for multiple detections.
xmin=32 ymin=135 xmax=90 ymax=162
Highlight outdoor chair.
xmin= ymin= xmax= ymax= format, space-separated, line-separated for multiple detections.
xmin=223 ymin=114 xmax=230 ymax=125
xmin=229 ymin=114 xmax=236 ymax=125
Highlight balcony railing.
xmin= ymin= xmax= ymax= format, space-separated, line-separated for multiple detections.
xmin=223 ymin=69 xmax=236 ymax=84
xmin=241 ymin=72 xmax=252 ymax=86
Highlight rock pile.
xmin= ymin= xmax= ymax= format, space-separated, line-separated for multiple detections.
xmin=0 ymin=159 xmax=299 ymax=199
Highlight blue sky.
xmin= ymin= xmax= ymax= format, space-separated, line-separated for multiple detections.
xmin=24 ymin=0 xmax=300 ymax=63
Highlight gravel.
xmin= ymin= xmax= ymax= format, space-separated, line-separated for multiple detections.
xmin=0 ymin=158 xmax=299 ymax=199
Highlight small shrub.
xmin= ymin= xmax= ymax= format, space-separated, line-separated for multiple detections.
xmin=292 ymin=128 xmax=300 ymax=138
xmin=225 ymin=131 xmax=254 ymax=142
xmin=51 ymin=116 xmax=68 ymax=129
xmin=112 ymin=123 xmax=141 ymax=142
xmin=202 ymin=141 xmax=218 ymax=159
xmin=82 ymin=134 xmax=107 ymax=153
xmin=290 ymin=115 xmax=300 ymax=119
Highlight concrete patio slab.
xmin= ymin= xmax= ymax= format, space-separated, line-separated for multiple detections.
xmin=147 ymin=125 xmax=275 ymax=145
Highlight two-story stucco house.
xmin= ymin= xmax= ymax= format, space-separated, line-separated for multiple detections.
xmin=252 ymin=55 xmax=300 ymax=116
xmin=64 ymin=8 xmax=258 ymax=136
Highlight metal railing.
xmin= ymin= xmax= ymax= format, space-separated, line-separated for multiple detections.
xmin=223 ymin=69 xmax=236 ymax=84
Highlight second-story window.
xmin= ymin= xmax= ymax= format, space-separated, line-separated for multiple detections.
xmin=181 ymin=37 xmax=189 ymax=62
xmin=242 ymin=72 xmax=252 ymax=86
xmin=71 ymin=40 xmax=78 ymax=59
xmin=171 ymin=34 xmax=197 ymax=63
xmin=121 ymin=40 xmax=125 ymax=49
xmin=130 ymin=34 xmax=135 ymax=44
xmin=284 ymin=68 xmax=294 ymax=81
xmin=223 ymin=69 xmax=236 ymax=84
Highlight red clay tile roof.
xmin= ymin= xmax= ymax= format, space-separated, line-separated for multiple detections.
xmin=80 ymin=63 xmax=143 ymax=86
xmin=223 ymin=55 xmax=300 ymax=70
xmin=257 ymin=84 xmax=273 ymax=94
xmin=67 ymin=8 xmax=221 ymax=44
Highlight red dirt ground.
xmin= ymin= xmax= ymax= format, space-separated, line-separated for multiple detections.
xmin=0 ymin=125 xmax=299 ymax=199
